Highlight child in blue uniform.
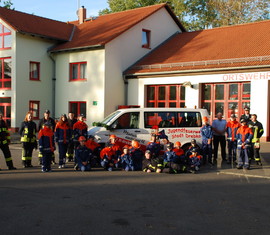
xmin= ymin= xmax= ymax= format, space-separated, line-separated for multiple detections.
xmin=75 ymin=136 xmax=92 ymax=171
xmin=38 ymin=123 xmax=55 ymax=172
xmin=120 ymin=145 xmax=134 ymax=171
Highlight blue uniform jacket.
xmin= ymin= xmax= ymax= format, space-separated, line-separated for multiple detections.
xmin=75 ymin=145 xmax=92 ymax=164
xmin=200 ymin=124 xmax=213 ymax=144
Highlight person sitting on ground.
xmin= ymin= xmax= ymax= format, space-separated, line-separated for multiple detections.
xmin=188 ymin=149 xmax=202 ymax=174
xmin=185 ymin=139 xmax=201 ymax=157
xmin=120 ymin=145 xmax=134 ymax=171
xmin=85 ymin=135 xmax=101 ymax=167
xmin=142 ymin=150 xmax=162 ymax=173
xmin=129 ymin=140 xmax=144 ymax=171
xmin=173 ymin=141 xmax=188 ymax=173
xmin=75 ymin=136 xmax=92 ymax=172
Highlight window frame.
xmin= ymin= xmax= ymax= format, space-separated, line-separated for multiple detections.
xmin=0 ymin=23 xmax=12 ymax=50
xmin=0 ymin=57 xmax=12 ymax=90
xmin=29 ymin=100 xmax=40 ymax=120
xmin=69 ymin=62 xmax=87 ymax=81
xmin=29 ymin=61 xmax=40 ymax=81
xmin=142 ymin=29 xmax=151 ymax=49
xmin=69 ymin=101 xmax=87 ymax=118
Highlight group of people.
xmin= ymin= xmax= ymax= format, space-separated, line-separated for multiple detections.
xmin=0 ymin=107 xmax=264 ymax=173
xmin=200 ymin=107 xmax=264 ymax=170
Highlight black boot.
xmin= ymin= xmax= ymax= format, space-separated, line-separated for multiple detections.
xmin=26 ymin=160 xmax=33 ymax=167
xmin=22 ymin=160 xmax=27 ymax=168
xmin=7 ymin=161 xmax=17 ymax=170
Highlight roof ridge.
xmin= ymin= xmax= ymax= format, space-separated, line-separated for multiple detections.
xmin=0 ymin=6 xmax=68 ymax=24
xmin=98 ymin=3 xmax=166 ymax=17
xmin=192 ymin=19 xmax=270 ymax=33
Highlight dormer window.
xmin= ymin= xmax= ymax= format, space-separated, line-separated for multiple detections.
xmin=0 ymin=23 xmax=11 ymax=49
xmin=142 ymin=29 xmax=151 ymax=49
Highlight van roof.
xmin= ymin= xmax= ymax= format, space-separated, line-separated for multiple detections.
xmin=117 ymin=107 xmax=209 ymax=113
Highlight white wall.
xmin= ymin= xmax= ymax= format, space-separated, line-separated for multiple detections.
xmin=105 ymin=7 xmax=181 ymax=116
xmin=15 ymin=34 xmax=56 ymax=128
xmin=128 ymin=70 xmax=270 ymax=138
xmin=53 ymin=49 xmax=105 ymax=126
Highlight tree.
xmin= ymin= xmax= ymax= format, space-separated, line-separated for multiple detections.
xmin=209 ymin=0 xmax=270 ymax=26
xmin=0 ymin=0 xmax=13 ymax=8
xmin=99 ymin=0 xmax=270 ymax=31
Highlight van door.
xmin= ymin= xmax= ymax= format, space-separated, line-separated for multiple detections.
xmin=110 ymin=112 xmax=148 ymax=147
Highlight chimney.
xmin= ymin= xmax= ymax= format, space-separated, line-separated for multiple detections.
xmin=78 ymin=6 xmax=86 ymax=24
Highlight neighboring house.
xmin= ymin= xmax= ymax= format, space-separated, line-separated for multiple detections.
xmin=0 ymin=4 xmax=185 ymax=131
xmin=124 ymin=20 xmax=270 ymax=141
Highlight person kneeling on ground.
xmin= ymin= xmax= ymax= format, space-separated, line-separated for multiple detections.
xmin=142 ymin=150 xmax=162 ymax=173
xmin=120 ymin=145 xmax=134 ymax=171
xmin=75 ymin=136 xmax=92 ymax=172
xmin=188 ymin=149 xmax=202 ymax=174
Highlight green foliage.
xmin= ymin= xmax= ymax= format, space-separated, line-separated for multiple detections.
xmin=0 ymin=0 xmax=13 ymax=9
xmin=99 ymin=0 xmax=270 ymax=31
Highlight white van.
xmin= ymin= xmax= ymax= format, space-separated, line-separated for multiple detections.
xmin=88 ymin=108 xmax=209 ymax=150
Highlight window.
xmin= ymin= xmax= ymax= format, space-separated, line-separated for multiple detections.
xmin=29 ymin=61 xmax=40 ymax=81
xmin=142 ymin=29 xmax=151 ymax=49
xmin=147 ymin=85 xmax=185 ymax=108
xmin=144 ymin=111 xmax=202 ymax=128
xmin=69 ymin=101 xmax=86 ymax=118
xmin=69 ymin=62 xmax=87 ymax=81
xmin=111 ymin=112 xmax=140 ymax=129
xmin=0 ymin=23 xmax=12 ymax=49
xmin=0 ymin=57 xmax=11 ymax=89
xmin=29 ymin=101 xmax=40 ymax=119
xmin=202 ymin=82 xmax=250 ymax=120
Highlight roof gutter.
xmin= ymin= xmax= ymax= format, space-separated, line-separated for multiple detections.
xmin=125 ymin=64 xmax=270 ymax=78
xmin=50 ymin=44 xmax=105 ymax=53
xmin=48 ymin=51 xmax=56 ymax=118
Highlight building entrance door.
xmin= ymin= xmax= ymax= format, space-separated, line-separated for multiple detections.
xmin=0 ymin=97 xmax=11 ymax=127
xmin=201 ymin=82 xmax=250 ymax=121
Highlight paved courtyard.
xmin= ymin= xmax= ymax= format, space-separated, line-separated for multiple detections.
xmin=0 ymin=142 xmax=270 ymax=235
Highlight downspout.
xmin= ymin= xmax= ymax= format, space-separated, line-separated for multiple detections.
xmin=49 ymin=52 xmax=56 ymax=119
xmin=123 ymin=74 xmax=128 ymax=105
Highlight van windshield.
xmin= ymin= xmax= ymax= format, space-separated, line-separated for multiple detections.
xmin=101 ymin=111 xmax=122 ymax=125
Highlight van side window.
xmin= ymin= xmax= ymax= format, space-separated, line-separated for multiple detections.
xmin=144 ymin=112 xmax=176 ymax=128
xmin=112 ymin=112 xmax=139 ymax=129
xmin=177 ymin=112 xmax=202 ymax=127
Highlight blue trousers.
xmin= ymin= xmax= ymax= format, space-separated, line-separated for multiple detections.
xmin=237 ymin=148 xmax=250 ymax=168
xmin=58 ymin=143 xmax=68 ymax=165
xmin=227 ymin=140 xmax=237 ymax=161
xmin=42 ymin=152 xmax=52 ymax=171
xmin=202 ymin=142 xmax=212 ymax=163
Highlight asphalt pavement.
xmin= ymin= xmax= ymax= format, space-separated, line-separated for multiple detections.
xmin=0 ymin=139 xmax=270 ymax=235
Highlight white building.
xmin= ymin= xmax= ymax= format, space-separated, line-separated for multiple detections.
xmin=125 ymin=20 xmax=270 ymax=141
xmin=0 ymin=4 xmax=184 ymax=131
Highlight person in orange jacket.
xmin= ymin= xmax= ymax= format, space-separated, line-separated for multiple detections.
xmin=73 ymin=114 xmax=88 ymax=149
xmin=236 ymin=119 xmax=253 ymax=170
xmin=85 ymin=135 xmax=101 ymax=167
xmin=226 ymin=114 xmax=241 ymax=164
xmin=100 ymin=135 xmax=121 ymax=171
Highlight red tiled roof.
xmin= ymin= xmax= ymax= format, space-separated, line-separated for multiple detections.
xmin=51 ymin=4 xmax=185 ymax=52
xmin=0 ymin=7 xmax=74 ymax=41
xmin=125 ymin=20 xmax=270 ymax=75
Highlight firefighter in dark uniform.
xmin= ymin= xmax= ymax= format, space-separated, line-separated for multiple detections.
xmin=0 ymin=113 xmax=16 ymax=170
xmin=66 ymin=112 xmax=77 ymax=162
xmin=19 ymin=111 xmax=37 ymax=167
xmin=38 ymin=109 xmax=56 ymax=165
xmin=248 ymin=114 xmax=264 ymax=165
xmin=240 ymin=107 xmax=251 ymax=122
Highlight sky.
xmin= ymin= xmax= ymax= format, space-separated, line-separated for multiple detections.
xmin=10 ymin=0 xmax=109 ymax=22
